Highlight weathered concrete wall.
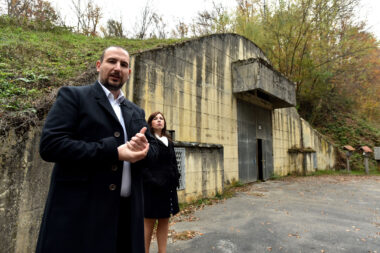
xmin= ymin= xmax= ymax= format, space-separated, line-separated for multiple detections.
xmin=301 ymin=118 xmax=336 ymax=171
xmin=174 ymin=142 xmax=224 ymax=203
xmin=126 ymin=34 xmax=268 ymax=184
xmin=272 ymin=107 xmax=336 ymax=176
xmin=272 ymin=108 xmax=302 ymax=175
xmin=0 ymin=126 xmax=52 ymax=253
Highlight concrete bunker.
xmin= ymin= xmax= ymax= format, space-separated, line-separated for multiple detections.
xmin=125 ymin=33 xmax=333 ymax=199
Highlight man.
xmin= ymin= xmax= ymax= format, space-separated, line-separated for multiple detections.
xmin=36 ymin=46 xmax=158 ymax=253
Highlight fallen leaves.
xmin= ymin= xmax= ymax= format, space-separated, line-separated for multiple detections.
xmin=170 ymin=206 xmax=200 ymax=224
xmin=228 ymin=226 xmax=241 ymax=233
xmin=247 ymin=192 xmax=265 ymax=197
xmin=170 ymin=230 xmax=203 ymax=242
xmin=288 ymin=233 xmax=301 ymax=238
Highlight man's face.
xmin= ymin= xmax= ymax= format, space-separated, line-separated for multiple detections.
xmin=96 ymin=47 xmax=131 ymax=91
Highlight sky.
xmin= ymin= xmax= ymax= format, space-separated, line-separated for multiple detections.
xmin=359 ymin=0 xmax=380 ymax=40
xmin=48 ymin=0 xmax=380 ymax=40
xmin=50 ymin=0 xmax=236 ymax=36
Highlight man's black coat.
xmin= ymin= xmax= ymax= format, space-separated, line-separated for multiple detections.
xmin=36 ymin=81 xmax=158 ymax=253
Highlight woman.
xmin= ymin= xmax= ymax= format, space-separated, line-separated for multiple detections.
xmin=143 ymin=111 xmax=180 ymax=253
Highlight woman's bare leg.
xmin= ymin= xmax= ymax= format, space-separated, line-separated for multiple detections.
xmin=144 ymin=218 xmax=156 ymax=253
xmin=156 ymin=218 xmax=170 ymax=253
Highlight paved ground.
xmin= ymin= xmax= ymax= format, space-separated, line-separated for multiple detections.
xmin=151 ymin=176 xmax=380 ymax=253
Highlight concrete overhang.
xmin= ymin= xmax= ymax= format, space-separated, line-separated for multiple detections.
xmin=232 ymin=58 xmax=296 ymax=108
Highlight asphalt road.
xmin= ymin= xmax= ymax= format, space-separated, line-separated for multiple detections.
xmin=152 ymin=176 xmax=380 ymax=253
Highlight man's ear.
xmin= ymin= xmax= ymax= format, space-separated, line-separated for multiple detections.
xmin=96 ymin=60 xmax=101 ymax=72
xmin=129 ymin=68 xmax=131 ymax=74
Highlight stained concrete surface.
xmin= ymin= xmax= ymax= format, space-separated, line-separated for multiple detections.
xmin=151 ymin=176 xmax=380 ymax=253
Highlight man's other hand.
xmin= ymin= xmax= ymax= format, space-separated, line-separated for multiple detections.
xmin=118 ymin=127 xmax=149 ymax=162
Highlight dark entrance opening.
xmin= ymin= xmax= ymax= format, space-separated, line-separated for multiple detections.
xmin=257 ymin=139 xmax=264 ymax=181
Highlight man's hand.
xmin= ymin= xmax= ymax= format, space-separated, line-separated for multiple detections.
xmin=118 ymin=127 xmax=149 ymax=163
xmin=126 ymin=127 xmax=148 ymax=151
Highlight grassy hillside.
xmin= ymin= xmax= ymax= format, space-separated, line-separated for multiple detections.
xmin=0 ymin=16 xmax=180 ymax=134
xmin=312 ymin=102 xmax=380 ymax=172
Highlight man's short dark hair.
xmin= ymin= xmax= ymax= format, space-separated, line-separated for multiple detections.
xmin=99 ymin=46 xmax=128 ymax=62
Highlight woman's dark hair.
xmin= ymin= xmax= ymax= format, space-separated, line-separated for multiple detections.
xmin=147 ymin=111 xmax=171 ymax=141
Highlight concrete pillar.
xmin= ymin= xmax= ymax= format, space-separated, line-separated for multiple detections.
xmin=364 ymin=156 xmax=369 ymax=175
xmin=346 ymin=157 xmax=350 ymax=172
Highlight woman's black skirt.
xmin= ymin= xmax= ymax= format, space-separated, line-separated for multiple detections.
xmin=143 ymin=183 xmax=179 ymax=219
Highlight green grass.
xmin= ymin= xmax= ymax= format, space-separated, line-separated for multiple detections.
xmin=315 ymin=109 xmax=380 ymax=172
xmin=0 ymin=16 xmax=183 ymax=136
xmin=0 ymin=16 xmax=181 ymax=113
xmin=272 ymin=164 xmax=380 ymax=179
xmin=307 ymin=168 xmax=380 ymax=176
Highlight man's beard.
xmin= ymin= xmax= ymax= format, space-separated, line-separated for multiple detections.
xmin=102 ymin=80 xmax=125 ymax=91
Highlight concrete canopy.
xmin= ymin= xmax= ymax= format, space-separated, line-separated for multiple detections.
xmin=232 ymin=58 xmax=296 ymax=108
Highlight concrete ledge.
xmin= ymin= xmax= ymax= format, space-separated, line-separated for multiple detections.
xmin=174 ymin=141 xmax=223 ymax=149
xmin=232 ymin=58 xmax=296 ymax=108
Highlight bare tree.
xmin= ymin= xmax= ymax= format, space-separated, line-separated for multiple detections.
xmin=172 ymin=19 xmax=189 ymax=38
xmin=150 ymin=13 xmax=167 ymax=39
xmin=71 ymin=0 xmax=102 ymax=35
xmin=211 ymin=1 xmax=232 ymax=33
xmin=4 ymin=0 xmax=60 ymax=26
xmin=33 ymin=0 xmax=59 ymax=23
xmin=71 ymin=0 xmax=82 ymax=32
xmin=191 ymin=10 xmax=213 ymax=36
xmin=86 ymin=1 xmax=101 ymax=35
xmin=102 ymin=18 xmax=124 ymax=37
xmin=5 ymin=0 xmax=33 ymax=18
xmin=133 ymin=0 xmax=155 ymax=39
xmin=190 ymin=1 xmax=232 ymax=36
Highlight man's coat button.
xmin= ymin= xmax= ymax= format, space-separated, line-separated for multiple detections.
xmin=114 ymin=131 xmax=120 ymax=137
xmin=109 ymin=184 xmax=117 ymax=191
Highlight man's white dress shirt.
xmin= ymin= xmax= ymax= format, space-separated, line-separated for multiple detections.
xmin=99 ymin=82 xmax=131 ymax=197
